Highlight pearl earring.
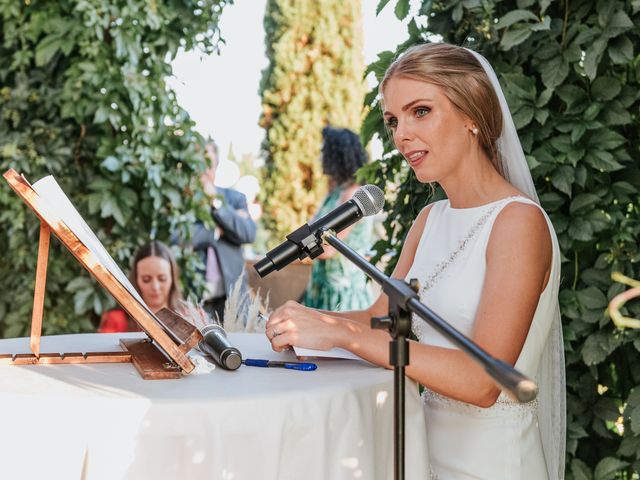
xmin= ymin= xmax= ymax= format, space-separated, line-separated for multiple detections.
xmin=471 ymin=127 xmax=479 ymax=135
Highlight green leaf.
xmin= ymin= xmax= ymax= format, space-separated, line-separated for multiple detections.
xmin=376 ymin=0 xmax=392 ymax=16
xmin=35 ymin=34 xmax=63 ymax=67
xmin=582 ymin=332 xmax=621 ymax=365
xmin=512 ymin=105 xmax=534 ymax=128
xmin=570 ymin=194 xmax=601 ymax=215
xmin=534 ymin=109 xmax=549 ymax=125
xmin=165 ymin=188 xmax=182 ymax=206
xmin=540 ymin=192 xmax=565 ymax=211
xmin=604 ymin=10 xmax=634 ymax=36
xmin=608 ymin=36 xmax=634 ymax=64
xmin=612 ymin=181 xmax=637 ymax=195
xmin=581 ymin=268 xmax=610 ymax=288
xmin=101 ymin=156 xmax=120 ymax=172
xmin=550 ymin=134 xmax=572 ymax=153
xmin=591 ymin=77 xmax=621 ymax=101
xmin=362 ymin=107 xmax=384 ymax=146
xmin=530 ymin=16 xmax=551 ymax=32
xmin=556 ymin=85 xmax=586 ymax=109
xmin=571 ymin=124 xmax=587 ymax=144
xmin=500 ymin=25 xmax=533 ymax=50
xmin=568 ymin=217 xmax=594 ymax=242
xmin=584 ymin=38 xmax=608 ymax=80
xmin=536 ymin=88 xmax=553 ymax=108
xmin=576 ymin=286 xmax=608 ymax=309
xmin=73 ymin=288 xmax=93 ymax=315
xmin=584 ymin=151 xmax=624 ymax=172
xmin=588 ymin=129 xmax=626 ymax=150
xmin=618 ymin=435 xmax=640 ymax=457
xmin=495 ymin=9 xmax=539 ymax=29
xmin=394 ymin=0 xmax=410 ymax=20
xmin=502 ymin=72 xmax=536 ymax=99
xmin=585 ymin=210 xmax=610 ymax=233
xmin=594 ymin=457 xmax=629 ymax=480
xmin=540 ymin=54 xmax=569 ymax=89
xmin=628 ymin=404 xmax=640 ymax=434
xmin=571 ymin=458 xmax=593 ymax=480
xmin=551 ymin=166 xmax=574 ymax=196
xmin=583 ymin=103 xmax=602 ymax=121
xmin=603 ymin=101 xmax=632 ymax=125
xmin=593 ymin=397 xmax=621 ymax=422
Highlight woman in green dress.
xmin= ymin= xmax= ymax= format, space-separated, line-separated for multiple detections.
xmin=302 ymin=126 xmax=374 ymax=310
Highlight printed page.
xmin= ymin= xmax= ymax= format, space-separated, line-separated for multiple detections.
xmin=293 ymin=346 xmax=364 ymax=361
xmin=31 ymin=175 xmax=151 ymax=313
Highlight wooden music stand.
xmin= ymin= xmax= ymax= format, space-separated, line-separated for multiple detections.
xmin=0 ymin=169 xmax=203 ymax=379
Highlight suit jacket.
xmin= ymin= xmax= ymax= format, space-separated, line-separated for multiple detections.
xmin=191 ymin=187 xmax=257 ymax=297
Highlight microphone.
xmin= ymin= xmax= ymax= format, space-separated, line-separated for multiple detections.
xmin=199 ymin=323 xmax=242 ymax=370
xmin=254 ymin=184 xmax=385 ymax=277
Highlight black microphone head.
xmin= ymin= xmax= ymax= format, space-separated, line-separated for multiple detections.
xmin=254 ymin=257 xmax=275 ymax=278
xmin=351 ymin=185 xmax=385 ymax=216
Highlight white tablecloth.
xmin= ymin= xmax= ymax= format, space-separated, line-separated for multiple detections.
xmin=0 ymin=332 xmax=429 ymax=480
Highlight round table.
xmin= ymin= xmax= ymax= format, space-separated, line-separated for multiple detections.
xmin=0 ymin=332 xmax=429 ymax=480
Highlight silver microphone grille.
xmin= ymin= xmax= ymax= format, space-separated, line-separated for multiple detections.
xmin=352 ymin=184 xmax=385 ymax=217
xmin=201 ymin=323 xmax=227 ymax=338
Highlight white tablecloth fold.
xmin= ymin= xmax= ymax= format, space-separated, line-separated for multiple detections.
xmin=0 ymin=332 xmax=429 ymax=480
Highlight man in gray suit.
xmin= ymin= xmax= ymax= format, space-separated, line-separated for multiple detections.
xmin=191 ymin=141 xmax=257 ymax=323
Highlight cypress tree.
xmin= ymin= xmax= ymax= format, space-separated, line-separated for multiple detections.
xmin=259 ymin=0 xmax=366 ymax=244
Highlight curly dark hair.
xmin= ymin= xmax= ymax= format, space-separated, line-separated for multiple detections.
xmin=321 ymin=126 xmax=368 ymax=186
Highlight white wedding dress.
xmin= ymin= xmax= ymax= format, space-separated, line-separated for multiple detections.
xmin=405 ymin=196 xmax=561 ymax=480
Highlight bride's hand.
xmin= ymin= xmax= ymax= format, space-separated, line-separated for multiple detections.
xmin=265 ymin=301 xmax=343 ymax=352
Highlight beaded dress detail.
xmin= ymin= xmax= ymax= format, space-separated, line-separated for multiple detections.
xmin=406 ymin=196 xmax=561 ymax=480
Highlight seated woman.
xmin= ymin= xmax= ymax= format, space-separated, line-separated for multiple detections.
xmin=98 ymin=240 xmax=183 ymax=333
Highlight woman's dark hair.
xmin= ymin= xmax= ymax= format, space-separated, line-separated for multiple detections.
xmin=129 ymin=240 xmax=182 ymax=311
xmin=321 ymin=126 xmax=368 ymax=186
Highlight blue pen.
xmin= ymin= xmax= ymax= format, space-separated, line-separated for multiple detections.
xmin=243 ymin=358 xmax=317 ymax=371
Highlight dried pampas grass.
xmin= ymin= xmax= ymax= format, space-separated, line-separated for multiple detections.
xmin=222 ymin=272 xmax=270 ymax=333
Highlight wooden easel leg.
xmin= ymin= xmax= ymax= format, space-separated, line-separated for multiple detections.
xmin=30 ymin=222 xmax=51 ymax=358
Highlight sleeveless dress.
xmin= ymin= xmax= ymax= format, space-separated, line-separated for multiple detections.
xmin=405 ymin=196 xmax=561 ymax=480
xmin=302 ymin=186 xmax=374 ymax=310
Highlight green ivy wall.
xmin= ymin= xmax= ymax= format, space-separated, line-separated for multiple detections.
xmin=0 ymin=0 xmax=231 ymax=335
xmin=360 ymin=1 xmax=640 ymax=478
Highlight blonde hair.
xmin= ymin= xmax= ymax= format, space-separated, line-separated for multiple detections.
xmin=381 ymin=43 xmax=504 ymax=175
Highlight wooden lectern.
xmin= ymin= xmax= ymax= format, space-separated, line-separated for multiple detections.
xmin=0 ymin=169 xmax=203 ymax=379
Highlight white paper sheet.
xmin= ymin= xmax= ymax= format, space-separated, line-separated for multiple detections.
xmin=31 ymin=175 xmax=151 ymax=313
xmin=293 ymin=346 xmax=364 ymax=361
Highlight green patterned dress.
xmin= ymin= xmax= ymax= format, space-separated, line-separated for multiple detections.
xmin=302 ymin=186 xmax=374 ymax=310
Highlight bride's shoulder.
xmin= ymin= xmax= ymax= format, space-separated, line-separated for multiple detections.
xmin=489 ymin=200 xmax=552 ymax=262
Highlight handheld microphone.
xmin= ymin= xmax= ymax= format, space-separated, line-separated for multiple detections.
xmin=254 ymin=184 xmax=385 ymax=277
xmin=199 ymin=323 xmax=242 ymax=370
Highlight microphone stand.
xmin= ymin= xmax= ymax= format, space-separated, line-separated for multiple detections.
xmin=319 ymin=229 xmax=537 ymax=480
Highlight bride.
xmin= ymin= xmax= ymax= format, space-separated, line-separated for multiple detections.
xmin=265 ymin=43 xmax=565 ymax=480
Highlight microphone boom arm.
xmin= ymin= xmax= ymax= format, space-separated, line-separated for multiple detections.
xmin=319 ymin=228 xmax=537 ymax=480
xmin=320 ymin=228 xmax=537 ymax=402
